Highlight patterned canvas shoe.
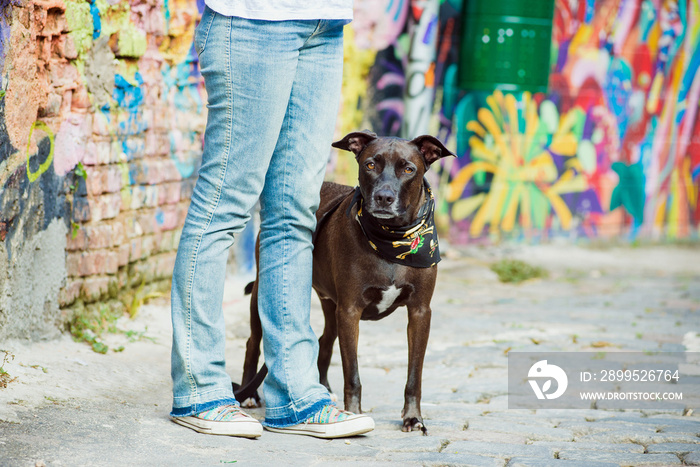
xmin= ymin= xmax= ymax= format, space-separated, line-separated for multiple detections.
xmin=264 ymin=405 xmax=374 ymax=439
xmin=171 ymin=404 xmax=263 ymax=438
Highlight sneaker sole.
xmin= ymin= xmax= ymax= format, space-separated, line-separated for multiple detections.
xmin=171 ymin=416 xmax=263 ymax=438
xmin=264 ymin=416 xmax=375 ymax=439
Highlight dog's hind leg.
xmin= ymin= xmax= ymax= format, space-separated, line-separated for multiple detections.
xmin=317 ymin=297 xmax=337 ymax=397
xmin=402 ymin=304 xmax=431 ymax=434
xmin=241 ymin=279 xmax=263 ymax=407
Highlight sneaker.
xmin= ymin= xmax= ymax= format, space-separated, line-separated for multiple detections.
xmin=171 ymin=404 xmax=263 ymax=438
xmin=264 ymin=405 xmax=374 ymax=439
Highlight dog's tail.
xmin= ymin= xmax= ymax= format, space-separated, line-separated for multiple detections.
xmin=234 ymin=280 xmax=265 ymax=402
xmin=232 ymin=364 xmax=267 ymax=402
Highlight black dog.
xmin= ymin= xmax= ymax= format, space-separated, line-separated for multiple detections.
xmin=239 ymin=130 xmax=454 ymax=433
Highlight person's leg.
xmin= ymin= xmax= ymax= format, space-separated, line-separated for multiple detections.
xmin=256 ymin=19 xmax=354 ymax=427
xmin=170 ymin=10 xmax=310 ymax=419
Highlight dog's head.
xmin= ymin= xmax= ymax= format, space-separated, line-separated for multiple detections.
xmin=332 ymin=130 xmax=455 ymax=226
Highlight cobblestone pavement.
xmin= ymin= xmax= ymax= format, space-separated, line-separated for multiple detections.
xmin=1 ymin=244 xmax=699 ymax=466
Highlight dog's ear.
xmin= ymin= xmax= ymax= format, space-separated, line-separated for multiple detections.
xmin=411 ymin=135 xmax=456 ymax=168
xmin=332 ymin=130 xmax=378 ymax=158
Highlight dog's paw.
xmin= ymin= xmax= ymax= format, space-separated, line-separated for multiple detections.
xmin=329 ymin=392 xmax=338 ymax=403
xmin=241 ymin=397 xmax=260 ymax=408
xmin=402 ymin=417 xmax=428 ymax=435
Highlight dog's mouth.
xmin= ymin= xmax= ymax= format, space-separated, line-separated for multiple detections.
xmin=369 ymin=209 xmax=396 ymax=219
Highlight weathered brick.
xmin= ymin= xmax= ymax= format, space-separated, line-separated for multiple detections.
xmin=117 ymin=243 xmax=130 ymax=266
xmin=72 ymin=195 xmax=91 ymax=222
xmin=63 ymin=35 xmax=78 ymax=61
xmin=172 ymin=228 xmax=182 ymax=249
xmin=116 ymin=109 xmax=146 ymax=137
xmin=117 ymin=267 xmax=129 ymax=289
xmin=121 ymin=186 xmax=133 ymax=211
xmin=86 ymin=165 xmax=122 ymax=196
xmin=85 ymin=224 xmax=111 ymax=249
xmin=83 ymin=141 xmax=104 ymax=165
xmin=60 ymin=89 xmax=73 ymax=115
xmin=155 ymin=251 xmax=176 ymax=278
xmin=65 ymin=225 xmax=88 ymax=250
xmin=65 ymin=252 xmax=81 ymax=277
xmin=145 ymin=128 xmax=163 ymax=157
xmin=58 ymin=278 xmax=83 ymax=307
xmin=83 ymin=140 xmax=98 ymax=165
xmin=180 ymin=178 xmax=195 ymax=200
xmin=81 ymin=251 xmax=102 ymax=276
xmin=113 ymin=140 xmax=127 ymax=164
xmin=123 ymin=215 xmax=142 ymax=238
xmin=140 ymin=235 xmax=156 ymax=259
xmin=92 ymin=111 xmax=115 ymax=136
xmin=157 ymin=206 xmax=180 ymax=231
xmin=158 ymin=230 xmax=174 ymax=252
xmin=40 ymin=92 xmax=62 ymax=117
xmin=164 ymin=158 xmax=186 ymax=182
xmin=124 ymin=137 xmax=145 ymax=160
xmin=42 ymin=9 xmax=67 ymax=37
xmin=81 ymin=276 xmax=110 ymax=302
xmin=145 ymin=159 xmax=164 ymax=185
xmin=153 ymin=106 xmax=171 ymax=132
xmin=50 ymin=61 xmax=80 ymax=90
xmin=87 ymin=192 xmax=121 ymax=222
xmin=128 ymin=161 xmax=146 ymax=185
xmin=136 ymin=210 xmax=158 ymax=235
xmin=129 ymin=237 xmax=142 ymax=262
xmin=51 ymin=34 xmax=68 ymax=58
xmin=130 ymin=185 xmax=159 ymax=210
xmin=177 ymin=203 xmax=188 ymax=225
xmin=111 ymin=220 xmax=126 ymax=246
xmin=105 ymin=249 xmax=119 ymax=274
xmin=159 ymin=181 xmax=181 ymax=205
xmin=71 ymin=85 xmax=89 ymax=111
xmin=91 ymin=140 xmax=112 ymax=165
xmin=85 ymin=165 xmax=106 ymax=196
xmin=130 ymin=259 xmax=156 ymax=286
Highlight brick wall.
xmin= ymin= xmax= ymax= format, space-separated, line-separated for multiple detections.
xmin=0 ymin=0 xmax=203 ymax=339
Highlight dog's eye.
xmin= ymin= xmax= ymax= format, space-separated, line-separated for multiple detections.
xmin=366 ymin=162 xmax=375 ymax=170
xmin=404 ymin=167 xmax=415 ymax=174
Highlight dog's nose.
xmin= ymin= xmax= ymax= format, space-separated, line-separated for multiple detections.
xmin=374 ymin=189 xmax=396 ymax=208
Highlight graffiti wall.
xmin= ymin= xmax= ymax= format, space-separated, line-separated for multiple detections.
xmin=338 ymin=0 xmax=700 ymax=242
xmin=0 ymin=0 xmax=205 ymax=339
xmin=1 ymin=0 xmax=698 ymax=339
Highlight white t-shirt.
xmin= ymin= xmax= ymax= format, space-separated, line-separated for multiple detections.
xmin=205 ymin=0 xmax=353 ymax=20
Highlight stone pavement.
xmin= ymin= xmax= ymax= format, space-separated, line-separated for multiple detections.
xmin=1 ymin=244 xmax=699 ymax=466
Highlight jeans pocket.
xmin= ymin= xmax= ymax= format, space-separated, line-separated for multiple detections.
xmin=194 ymin=6 xmax=215 ymax=56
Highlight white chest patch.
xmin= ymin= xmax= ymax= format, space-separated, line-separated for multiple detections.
xmin=376 ymin=285 xmax=402 ymax=313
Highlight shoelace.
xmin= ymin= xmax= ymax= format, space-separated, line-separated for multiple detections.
xmin=305 ymin=405 xmax=351 ymax=424
xmin=198 ymin=404 xmax=247 ymax=421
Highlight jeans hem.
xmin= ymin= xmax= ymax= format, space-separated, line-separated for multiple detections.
xmin=262 ymin=393 xmax=332 ymax=428
xmin=170 ymin=397 xmax=239 ymax=417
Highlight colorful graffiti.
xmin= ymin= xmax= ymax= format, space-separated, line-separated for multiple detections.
xmin=334 ymin=0 xmax=700 ymax=240
xmin=0 ymin=0 xmax=205 ymax=339
xmin=401 ymin=0 xmax=439 ymax=139
xmin=426 ymin=0 xmax=700 ymax=240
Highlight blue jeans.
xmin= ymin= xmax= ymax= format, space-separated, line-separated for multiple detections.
xmin=170 ymin=7 xmax=346 ymax=427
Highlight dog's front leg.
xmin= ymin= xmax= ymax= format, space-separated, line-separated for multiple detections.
xmin=337 ymin=305 xmax=363 ymax=414
xmin=402 ymin=305 xmax=431 ymax=434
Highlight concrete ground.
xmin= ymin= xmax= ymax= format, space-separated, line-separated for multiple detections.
xmin=1 ymin=244 xmax=699 ymax=466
